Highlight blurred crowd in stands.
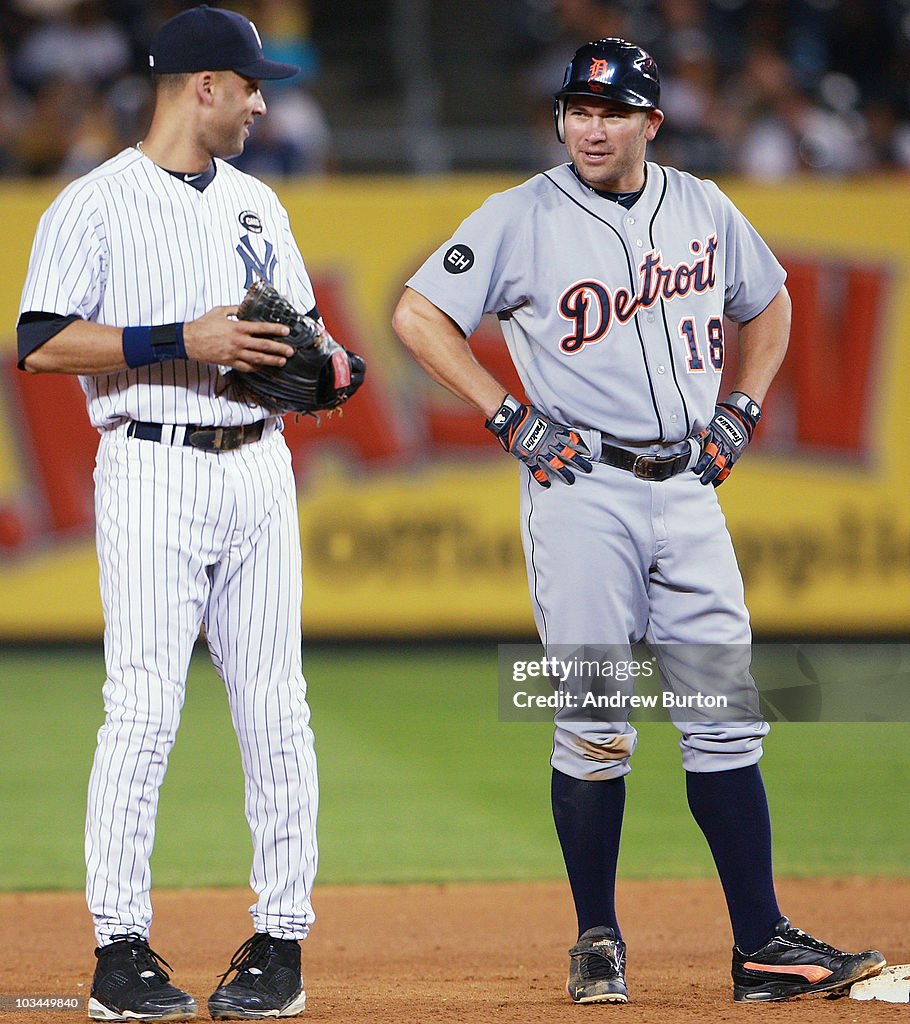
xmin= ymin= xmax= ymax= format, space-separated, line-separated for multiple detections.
xmin=515 ymin=0 xmax=910 ymax=178
xmin=0 ymin=0 xmax=330 ymax=177
xmin=0 ymin=0 xmax=907 ymax=180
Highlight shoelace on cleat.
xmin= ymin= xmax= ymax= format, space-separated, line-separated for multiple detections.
xmin=216 ymin=934 xmax=276 ymax=987
xmin=570 ymin=943 xmax=622 ymax=981
xmin=780 ymin=927 xmax=841 ymax=955
xmin=103 ymin=935 xmax=173 ymax=982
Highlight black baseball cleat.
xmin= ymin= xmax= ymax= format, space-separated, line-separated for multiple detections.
xmin=88 ymin=934 xmax=197 ymax=1021
xmin=732 ymin=917 xmax=886 ymax=1002
xmin=208 ymin=933 xmax=306 ymax=1019
xmin=566 ymin=926 xmax=629 ymax=1003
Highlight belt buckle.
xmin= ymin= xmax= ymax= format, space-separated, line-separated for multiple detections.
xmin=632 ymin=454 xmax=656 ymax=479
xmin=186 ymin=427 xmax=226 ymax=451
xmin=186 ymin=424 xmax=256 ymax=451
xmin=216 ymin=427 xmax=244 ymax=451
xmin=632 ymin=452 xmax=679 ymax=481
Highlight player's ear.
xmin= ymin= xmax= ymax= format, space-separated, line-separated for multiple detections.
xmin=645 ymin=108 xmax=664 ymax=140
xmin=195 ymin=71 xmax=216 ymax=105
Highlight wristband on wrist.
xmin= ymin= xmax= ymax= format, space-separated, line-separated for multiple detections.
xmin=485 ymin=393 xmax=523 ymax=436
xmin=122 ymin=323 xmax=186 ymax=368
xmin=720 ymin=391 xmax=762 ymax=437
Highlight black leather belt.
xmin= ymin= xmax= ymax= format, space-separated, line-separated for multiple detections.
xmin=600 ymin=441 xmax=691 ymax=481
xmin=126 ymin=419 xmax=266 ymax=452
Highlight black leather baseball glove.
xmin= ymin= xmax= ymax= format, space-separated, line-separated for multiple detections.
xmin=226 ymin=278 xmax=365 ymax=415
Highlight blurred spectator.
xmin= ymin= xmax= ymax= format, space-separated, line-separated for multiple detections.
xmin=231 ymin=88 xmax=332 ymax=177
xmin=229 ymin=0 xmax=333 ymax=176
xmin=721 ymin=45 xmax=869 ymax=180
xmin=649 ymin=28 xmax=728 ymax=175
xmin=242 ymin=0 xmax=320 ymax=80
xmin=5 ymin=0 xmax=135 ymax=175
xmin=866 ymin=102 xmax=910 ymax=172
xmin=58 ymin=83 xmax=126 ymax=178
xmin=0 ymin=43 xmax=26 ymax=174
xmin=12 ymin=0 xmax=131 ymax=94
xmin=7 ymin=66 xmax=150 ymax=177
xmin=13 ymin=77 xmax=79 ymax=175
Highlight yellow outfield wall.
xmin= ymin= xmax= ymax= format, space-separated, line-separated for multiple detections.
xmin=0 ymin=175 xmax=907 ymax=639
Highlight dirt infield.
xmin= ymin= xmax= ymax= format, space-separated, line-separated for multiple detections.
xmin=2 ymin=878 xmax=908 ymax=1023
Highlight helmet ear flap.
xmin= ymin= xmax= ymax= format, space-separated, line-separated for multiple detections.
xmin=553 ymin=96 xmax=566 ymax=143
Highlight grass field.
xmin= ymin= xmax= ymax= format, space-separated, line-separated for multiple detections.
xmin=1 ymin=645 xmax=908 ymax=891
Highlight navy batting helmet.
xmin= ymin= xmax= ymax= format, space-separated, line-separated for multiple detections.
xmin=553 ymin=38 xmax=660 ymax=142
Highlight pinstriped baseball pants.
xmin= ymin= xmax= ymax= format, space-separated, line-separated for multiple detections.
xmin=86 ymin=424 xmax=318 ymax=944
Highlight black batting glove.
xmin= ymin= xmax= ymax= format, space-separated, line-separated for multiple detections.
xmin=693 ymin=391 xmax=762 ymax=487
xmin=485 ymin=394 xmax=593 ymax=488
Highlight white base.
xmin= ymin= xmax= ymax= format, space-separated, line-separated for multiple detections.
xmin=850 ymin=965 xmax=910 ymax=1003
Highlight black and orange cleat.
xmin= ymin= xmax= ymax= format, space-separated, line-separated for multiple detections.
xmin=732 ymin=917 xmax=885 ymax=1002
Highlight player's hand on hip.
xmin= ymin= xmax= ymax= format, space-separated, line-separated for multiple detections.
xmin=183 ymin=306 xmax=295 ymax=373
xmin=485 ymin=394 xmax=593 ymax=488
xmin=693 ymin=391 xmax=762 ymax=486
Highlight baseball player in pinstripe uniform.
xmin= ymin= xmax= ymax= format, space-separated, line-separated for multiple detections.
xmin=18 ymin=7 xmax=320 ymax=1020
xmin=394 ymin=38 xmax=885 ymax=1005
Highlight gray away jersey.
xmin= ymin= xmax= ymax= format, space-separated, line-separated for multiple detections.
xmin=406 ymin=162 xmax=786 ymax=444
xmin=19 ymin=147 xmax=316 ymax=429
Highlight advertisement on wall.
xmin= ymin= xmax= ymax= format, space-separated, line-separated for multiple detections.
xmin=0 ymin=178 xmax=907 ymax=638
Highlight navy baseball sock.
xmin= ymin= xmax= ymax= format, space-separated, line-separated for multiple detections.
xmin=551 ymin=769 xmax=625 ymax=939
xmin=685 ymin=764 xmax=781 ymax=953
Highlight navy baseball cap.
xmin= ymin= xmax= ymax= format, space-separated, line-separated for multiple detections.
xmin=149 ymin=5 xmax=300 ymax=80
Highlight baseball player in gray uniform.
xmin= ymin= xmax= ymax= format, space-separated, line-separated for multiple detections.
xmin=18 ymin=7 xmax=320 ymax=1020
xmin=393 ymin=39 xmax=885 ymax=1004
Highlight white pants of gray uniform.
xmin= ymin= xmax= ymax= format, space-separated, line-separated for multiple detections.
xmin=86 ymin=423 xmax=318 ymax=944
xmin=519 ymin=439 xmax=768 ymax=781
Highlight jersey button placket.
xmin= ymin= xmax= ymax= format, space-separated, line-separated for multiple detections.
xmin=624 ymin=226 xmax=658 ymax=435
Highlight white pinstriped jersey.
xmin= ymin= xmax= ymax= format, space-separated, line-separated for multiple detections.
xmin=19 ymin=146 xmax=315 ymax=429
